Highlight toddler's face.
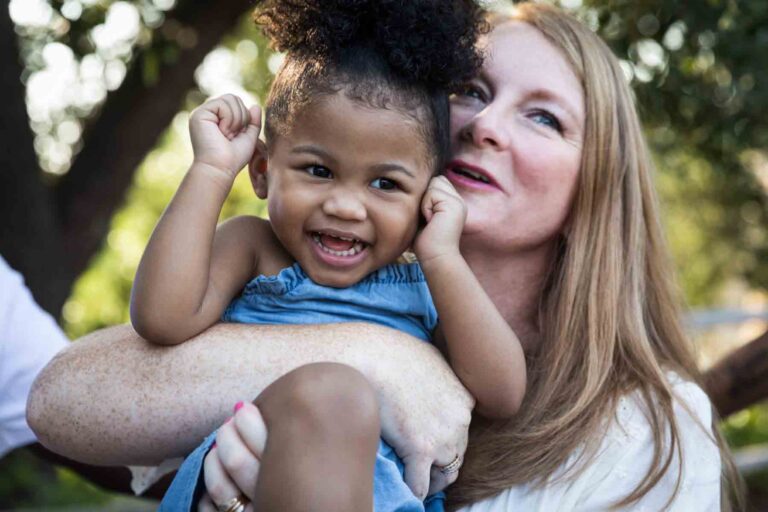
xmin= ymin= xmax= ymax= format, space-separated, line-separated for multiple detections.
xmin=256 ymin=93 xmax=434 ymax=287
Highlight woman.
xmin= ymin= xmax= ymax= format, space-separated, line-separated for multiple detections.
xmin=28 ymin=3 xmax=741 ymax=510
xmin=189 ymin=5 xmax=740 ymax=511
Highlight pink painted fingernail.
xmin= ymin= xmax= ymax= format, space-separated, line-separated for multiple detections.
xmin=234 ymin=401 xmax=244 ymax=413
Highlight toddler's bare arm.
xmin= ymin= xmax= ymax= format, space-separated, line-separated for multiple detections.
xmin=131 ymin=95 xmax=263 ymax=344
xmin=416 ymin=176 xmax=526 ymax=419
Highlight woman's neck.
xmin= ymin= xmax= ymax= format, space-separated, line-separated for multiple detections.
xmin=460 ymin=240 xmax=555 ymax=352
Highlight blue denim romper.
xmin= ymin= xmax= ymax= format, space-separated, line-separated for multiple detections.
xmin=160 ymin=262 xmax=444 ymax=512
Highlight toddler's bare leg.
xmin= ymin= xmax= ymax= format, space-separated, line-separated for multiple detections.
xmin=252 ymin=362 xmax=380 ymax=512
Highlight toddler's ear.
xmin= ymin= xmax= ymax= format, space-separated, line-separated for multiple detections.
xmin=248 ymin=140 xmax=269 ymax=199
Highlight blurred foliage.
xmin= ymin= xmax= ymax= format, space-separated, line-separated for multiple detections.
xmin=723 ymin=406 xmax=768 ymax=501
xmin=727 ymin=407 xmax=768 ymax=448
xmin=13 ymin=0 xmax=183 ymax=174
xmin=6 ymin=0 xmax=768 ymax=508
xmin=0 ymin=449 xmax=113 ymax=508
xmin=579 ymin=0 xmax=768 ymax=305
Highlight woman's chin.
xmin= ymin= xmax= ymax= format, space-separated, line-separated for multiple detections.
xmin=461 ymin=215 xmax=501 ymax=239
xmin=459 ymin=224 xmax=499 ymax=253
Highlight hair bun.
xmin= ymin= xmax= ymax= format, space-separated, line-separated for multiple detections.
xmin=254 ymin=0 xmax=486 ymax=92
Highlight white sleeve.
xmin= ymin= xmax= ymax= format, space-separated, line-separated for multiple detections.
xmin=574 ymin=379 xmax=721 ymax=511
xmin=0 ymin=256 xmax=69 ymax=458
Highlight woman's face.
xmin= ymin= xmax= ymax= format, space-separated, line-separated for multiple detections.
xmin=447 ymin=21 xmax=585 ymax=256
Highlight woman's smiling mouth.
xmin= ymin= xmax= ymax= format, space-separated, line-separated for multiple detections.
xmin=445 ymin=160 xmax=500 ymax=191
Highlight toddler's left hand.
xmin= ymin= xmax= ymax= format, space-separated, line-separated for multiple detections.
xmin=413 ymin=176 xmax=466 ymax=264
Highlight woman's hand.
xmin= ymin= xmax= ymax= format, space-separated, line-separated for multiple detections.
xmin=198 ymin=402 xmax=267 ymax=512
xmin=198 ymin=353 xmax=472 ymax=506
xmin=367 ymin=340 xmax=475 ymax=499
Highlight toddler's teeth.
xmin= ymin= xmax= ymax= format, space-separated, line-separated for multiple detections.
xmin=311 ymin=232 xmax=366 ymax=257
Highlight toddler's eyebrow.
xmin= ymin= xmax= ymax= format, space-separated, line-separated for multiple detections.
xmin=369 ymin=163 xmax=415 ymax=178
xmin=291 ymin=144 xmax=338 ymax=165
xmin=291 ymin=144 xmax=415 ymax=178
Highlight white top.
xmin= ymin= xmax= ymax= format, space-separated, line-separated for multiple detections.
xmin=459 ymin=376 xmax=721 ymax=511
xmin=0 ymin=256 xmax=69 ymax=458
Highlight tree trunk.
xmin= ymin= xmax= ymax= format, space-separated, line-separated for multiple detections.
xmin=0 ymin=4 xmax=68 ymax=314
xmin=704 ymin=329 xmax=768 ymax=418
xmin=1 ymin=0 xmax=251 ymax=316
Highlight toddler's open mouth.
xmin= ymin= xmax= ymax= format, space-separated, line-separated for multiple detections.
xmin=311 ymin=232 xmax=367 ymax=257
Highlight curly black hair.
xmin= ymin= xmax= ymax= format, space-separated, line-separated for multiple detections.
xmin=255 ymin=0 xmax=487 ymax=170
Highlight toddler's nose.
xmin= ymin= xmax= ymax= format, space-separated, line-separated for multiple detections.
xmin=322 ymin=189 xmax=367 ymax=221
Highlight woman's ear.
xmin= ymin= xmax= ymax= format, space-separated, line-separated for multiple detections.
xmin=248 ymin=140 xmax=269 ymax=199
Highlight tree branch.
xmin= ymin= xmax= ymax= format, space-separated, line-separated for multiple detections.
xmin=55 ymin=0 xmax=252 ymax=295
xmin=704 ymin=329 xmax=768 ymax=418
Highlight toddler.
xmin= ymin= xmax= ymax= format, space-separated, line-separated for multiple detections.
xmin=133 ymin=1 xmax=526 ymax=510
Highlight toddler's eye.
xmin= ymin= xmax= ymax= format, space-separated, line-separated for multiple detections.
xmin=306 ymin=165 xmax=332 ymax=178
xmin=371 ymin=177 xmax=399 ymax=191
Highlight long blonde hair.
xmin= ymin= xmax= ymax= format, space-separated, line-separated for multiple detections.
xmin=448 ymin=4 xmax=742 ymax=510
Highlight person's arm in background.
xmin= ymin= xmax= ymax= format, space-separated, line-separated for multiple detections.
xmin=27 ymin=322 xmax=473 ymax=469
xmin=0 ymin=255 xmax=162 ymax=497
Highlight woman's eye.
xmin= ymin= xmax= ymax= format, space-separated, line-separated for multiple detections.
xmin=305 ymin=165 xmax=332 ymax=178
xmin=371 ymin=177 xmax=399 ymax=191
xmin=530 ymin=110 xmax=563 ymax=133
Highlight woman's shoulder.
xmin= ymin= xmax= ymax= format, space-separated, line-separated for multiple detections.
xmin=459 ymin=374 xmax=722 ymax=512
xmin=590 ymin=374 xmax=721 ymax=509
xmin=611 ymin=373 xmax=714 ymax=446
xmin=613 ymin=374 xmax=717 ymax=458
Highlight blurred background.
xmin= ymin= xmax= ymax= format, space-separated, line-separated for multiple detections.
xmin=1 ymin=0 xmax=767 ymax=509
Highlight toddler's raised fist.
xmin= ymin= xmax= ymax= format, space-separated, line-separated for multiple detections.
xmin=189 ymin=94 xmax=262 ymax=180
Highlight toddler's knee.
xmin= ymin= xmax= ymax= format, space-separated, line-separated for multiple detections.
xmin=258 ymin=362 xmax=380 ymax=438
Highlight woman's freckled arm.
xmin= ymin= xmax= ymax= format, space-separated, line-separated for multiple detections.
xmin=26 ymin=321 xmax=464 ymax=466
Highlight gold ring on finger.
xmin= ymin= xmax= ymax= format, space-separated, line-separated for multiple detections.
xmin=218 ymin=495 xmax=249 ymax=512
xmin=437 ymin=455 xmax=462 ymax=475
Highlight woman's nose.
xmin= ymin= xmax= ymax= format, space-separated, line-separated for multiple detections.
xmin=460 ymin=108 xmax=510 ymax=150
xmin=322 ymin=189 xmax=367 ymax=222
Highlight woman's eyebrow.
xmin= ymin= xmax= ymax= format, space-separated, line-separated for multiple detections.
xmin=528 ymin=88 xmax=583 ymax=125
